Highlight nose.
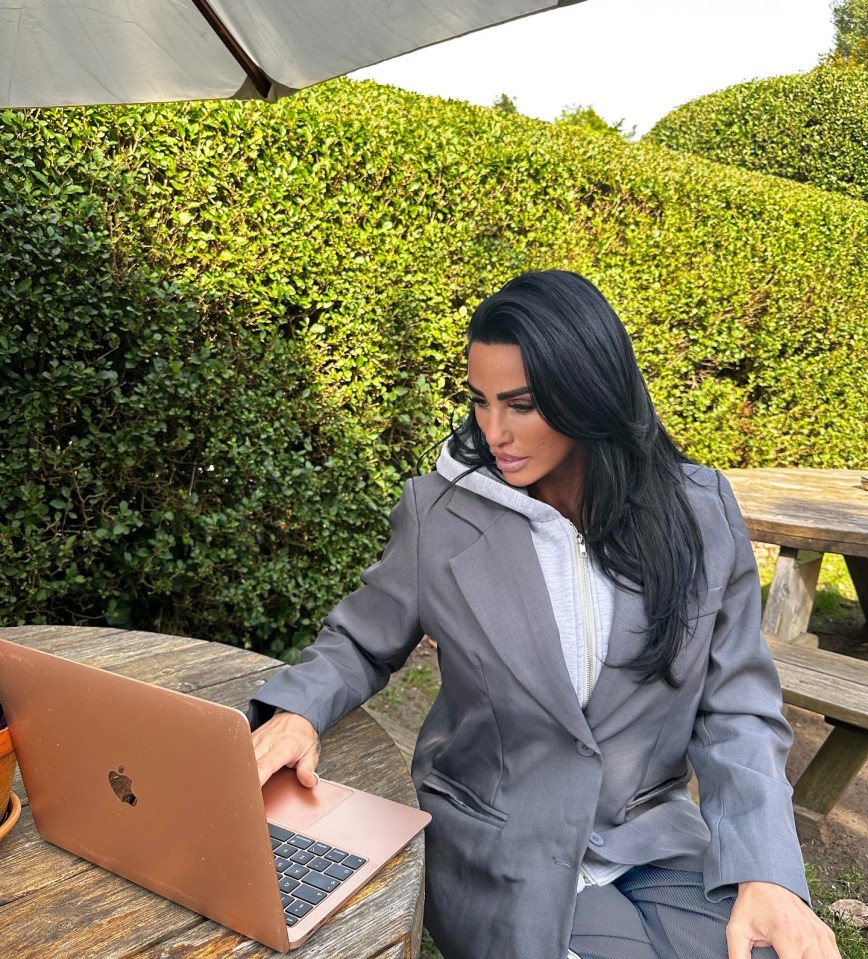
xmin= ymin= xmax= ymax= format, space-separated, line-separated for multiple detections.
xmin=478 ymin=405 xmax=511 ymax=449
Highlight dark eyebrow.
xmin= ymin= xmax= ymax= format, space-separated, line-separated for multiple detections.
xmin=465 ymin=380 xmax=532 ymax=401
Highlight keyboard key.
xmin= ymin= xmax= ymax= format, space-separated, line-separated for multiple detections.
xmin=285 ymin=864 xmax=309 ymax=880
xmin=274 ymin=842 xmax=296 ymax=857
xmin=304 ymin=871 xmax=340 ymax=893
xmin=294 ymin=884 xmax=328 ymax=906
xmin=343 ymin=855 xmax=366 ymax=870
xmin=288 ymin=834 xmax=314 ymax=849
xmin=278 ymin=877 xmax=300 ymax=895
xmin=290 ymin=849 xmax=315 ymax=865
xmin=286 ymin=900 xmax=313 ymax=918
xmin=274 ymin=856 xmax=291 ymax=873
xmin=281 ymin=893 xmax=294 ymax=908
xmin=324 ymin=848 xmax=348 ymax=862
xmin=308 ymin=857 xmax=331 ymax=872
xmin=324 ymin=864 xmax=353 ymax=881
xmin=269 ymin=825 xmax=294 ymax=842
xmin=270 ymin=837 xmax=283 ymax=850
xmin=311 ymin=842 xmax=331 ymax=856
xmin=284 ymin=914 xmax=298 ymax=927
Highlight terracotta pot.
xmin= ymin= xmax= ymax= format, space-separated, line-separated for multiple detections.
xmin=0 ymin=724 xmax=17 ymax=824
xmin=0 ymin=791 xmax=21 ymax=844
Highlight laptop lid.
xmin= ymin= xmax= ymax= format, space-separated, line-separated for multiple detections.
xmin=0 ymin=636 xmax=430 ymax=952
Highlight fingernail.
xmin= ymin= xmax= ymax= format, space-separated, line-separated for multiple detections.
xmin=312 ymin=772 xmax=320 ymax=786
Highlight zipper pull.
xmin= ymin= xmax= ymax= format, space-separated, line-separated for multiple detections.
xmin=577 ymin=532 xmax=587 ymax=557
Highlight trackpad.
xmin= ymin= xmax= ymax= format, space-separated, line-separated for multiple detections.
xmin=262 ymin=767 xmax=353 ymax=831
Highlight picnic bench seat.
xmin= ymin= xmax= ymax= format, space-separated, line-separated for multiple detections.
xmin=767 ymin=635 xmax=868 ymax=840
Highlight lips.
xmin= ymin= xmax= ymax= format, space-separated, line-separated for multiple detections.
xmin=494 ymin=454 xmax=529 ymax=473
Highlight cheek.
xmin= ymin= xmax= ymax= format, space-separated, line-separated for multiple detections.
xmin=533 ymin=424 xmax=562 ymax=450
xmin=538 ymin=428 xmax=577 ymax=462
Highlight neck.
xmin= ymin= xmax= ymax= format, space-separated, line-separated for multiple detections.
xmin=529 ymin=483 xmax=584 ymax=528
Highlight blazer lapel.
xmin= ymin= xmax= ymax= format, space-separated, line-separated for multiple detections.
xmin=447 ymin=494 xmax=595 ymax=746
xmin=584 ymin=580 xmax=648 ymax=729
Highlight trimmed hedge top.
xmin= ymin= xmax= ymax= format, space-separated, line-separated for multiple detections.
xmin=644 ymin=62 xmax=868 ymax=203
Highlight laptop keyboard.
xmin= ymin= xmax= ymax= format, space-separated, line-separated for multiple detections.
xmin=269 ymin=824 xmax=367 ymax=927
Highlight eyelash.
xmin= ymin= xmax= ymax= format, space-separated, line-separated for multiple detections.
xmin=468 ymin=396 xmax=536 ymax=414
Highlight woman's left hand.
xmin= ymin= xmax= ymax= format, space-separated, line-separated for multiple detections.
xmin=727 ymin=881 xmax=841 ymax=958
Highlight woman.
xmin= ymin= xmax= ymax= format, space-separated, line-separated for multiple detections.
xmin=250 ymin=271 xmax=839 ymax=959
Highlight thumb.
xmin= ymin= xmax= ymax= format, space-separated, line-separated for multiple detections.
xmin=294 ymin=745 xmax=320 ymax=789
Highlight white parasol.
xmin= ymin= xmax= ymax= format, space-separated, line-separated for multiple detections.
xmin=0 ymin=0 xmax=584 ymax=107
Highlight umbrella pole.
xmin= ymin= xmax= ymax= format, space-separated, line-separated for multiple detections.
xmin=190 ymin=0 xmax=273 ymax=99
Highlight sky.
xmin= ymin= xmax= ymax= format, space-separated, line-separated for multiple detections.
xmin=350 ymin=0 xmax=838 ymax=136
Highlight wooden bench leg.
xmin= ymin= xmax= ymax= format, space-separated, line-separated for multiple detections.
xmin=844 ymin=555 xmax=868 ymax=636
xmin=762 ymin=548 xmax=823 ymax=646
xmin=791 ymin=720 xmax=868 ymax=841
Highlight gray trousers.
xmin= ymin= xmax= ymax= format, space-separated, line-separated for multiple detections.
xmin=569 ymin=865 xmax=780 ymax=959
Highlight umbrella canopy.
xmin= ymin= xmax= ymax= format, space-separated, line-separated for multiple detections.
xmin=0 ymin=0 xmax=583 ymax=108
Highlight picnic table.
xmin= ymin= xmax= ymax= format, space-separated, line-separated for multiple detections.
xmin=0 ymin=625 xmax=425 ymax=959
xmin=724 ymin=467 xmax=868 ymax=840
xmin=723 ymin=467 xmax=868 ymax=644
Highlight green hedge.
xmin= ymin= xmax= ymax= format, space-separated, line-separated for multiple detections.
xmin=2 ymin=79 xmax=866 ymax=654
xmin=644 ymin=63 xmax=868 ymax=203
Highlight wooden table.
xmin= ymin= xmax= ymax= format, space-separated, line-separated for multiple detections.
xmin=724 ymin=468 xmax=868 ymax=644
xmin=0 ymin=626 xmax=425 ymax=959
xmin=724 ymin=468 xmax=868 ymax=839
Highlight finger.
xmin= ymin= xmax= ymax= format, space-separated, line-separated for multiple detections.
xmin=251 ymin=722 xmax=297 ymax=785
xmin=252 ymin=713 xmax=320 ymax=786
xmin=725 ymin=922 xmax=756 ymax=959
xmin=254 ymin=734 xmax=294 ymax=786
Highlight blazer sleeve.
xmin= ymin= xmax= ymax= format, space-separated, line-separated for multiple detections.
xmin=688 ymin=471 xmax=810 ymax=904
xmin=248 ymin=478 xmax=425 ymax=734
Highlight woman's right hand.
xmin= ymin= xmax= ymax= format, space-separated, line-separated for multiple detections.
xmin=252 ymin=711 xmax=321 ymax=788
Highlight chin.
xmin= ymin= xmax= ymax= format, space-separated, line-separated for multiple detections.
xmin=500 ymin=471 xmax=530 ymax=487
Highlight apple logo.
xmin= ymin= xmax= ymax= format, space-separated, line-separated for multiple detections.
xmin=108 ymin=766 xmax=137 ymax=806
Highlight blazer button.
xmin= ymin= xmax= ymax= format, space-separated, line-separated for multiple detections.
xmin=589 ymin=832 xmax=605 ymax=846
xmin=576 ymin=742 xmax=594 ymax=756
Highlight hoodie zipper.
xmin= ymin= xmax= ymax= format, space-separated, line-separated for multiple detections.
xmin=566 ymin=519 xmax=596 ymax=708
xmin=577 ymin=862 xmax=596 ymax=891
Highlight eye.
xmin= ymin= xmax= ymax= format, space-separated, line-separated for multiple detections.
xmin=467 ymin=394 xmax=487 ymax=409
xmin=509 ymin=402 xmax=535 ymax=413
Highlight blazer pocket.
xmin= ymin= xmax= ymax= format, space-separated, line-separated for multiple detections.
xmin=420 ymin=769 xmax=509 ymax=828
xmin=625 ymin=768 xmax=692 ymax=817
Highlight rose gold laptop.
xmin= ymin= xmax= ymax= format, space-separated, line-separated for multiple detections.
xmin=0 ymin=636 xmax=430 ymax=952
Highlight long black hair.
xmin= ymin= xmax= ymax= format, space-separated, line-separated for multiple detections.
xmin=449 ymin=270 xmax=705 ymax=686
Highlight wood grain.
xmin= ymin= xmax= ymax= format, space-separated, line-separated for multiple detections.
xmin=792 ymin=724 xmax=868 ymax=818
xmin=0 ymin=627 xmax=424 ymax=958
xmin=766 ymin=635 xmax=868 ymax=840
xmin=768 ymin=636 xmax=868 ymax=727
xmin=761 ymin=547 xmax=823 ymax=643
xmin=724 ymin=468 xmax=868 ymax=557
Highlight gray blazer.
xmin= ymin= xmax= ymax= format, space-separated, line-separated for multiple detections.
xmin=250 ymin=465 xmax=808 ymax=959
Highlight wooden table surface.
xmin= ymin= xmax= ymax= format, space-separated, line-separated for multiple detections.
xmin=0 ymin=626 xmax=424 ymax=959
xmin=723 ymin=468 xmax=868 ymax=557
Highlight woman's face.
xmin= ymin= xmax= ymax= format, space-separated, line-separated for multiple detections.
xmin=466 ymin=341 xmax=585 ymax=500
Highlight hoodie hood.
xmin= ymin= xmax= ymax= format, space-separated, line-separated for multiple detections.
xmin=435 ymin=443 xmax=564 ymax=528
